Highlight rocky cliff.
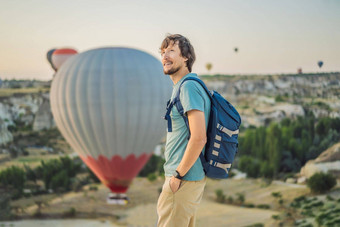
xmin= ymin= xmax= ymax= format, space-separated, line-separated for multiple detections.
xmin=0 ymin=93 xmax=54 ymax=145
xmin=300 ymin=142 xmax=340 ymax=178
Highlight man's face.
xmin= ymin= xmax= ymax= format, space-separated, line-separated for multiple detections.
xmin=161 ymin=41 xmax=188 ymax=75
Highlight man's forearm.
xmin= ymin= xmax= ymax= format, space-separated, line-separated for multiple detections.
xmin=176 ymin=136 xmax=206 ymax=177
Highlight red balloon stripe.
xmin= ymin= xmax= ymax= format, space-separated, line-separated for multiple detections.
xmin=80 ymin=153 xmax=152 ymax=193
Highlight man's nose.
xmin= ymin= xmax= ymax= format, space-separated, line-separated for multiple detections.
xmin=162 ymin=51 xmax=169 ymax=60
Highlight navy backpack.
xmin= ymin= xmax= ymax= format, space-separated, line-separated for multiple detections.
xmin=164 ymin=77 xmax=241 ymax=179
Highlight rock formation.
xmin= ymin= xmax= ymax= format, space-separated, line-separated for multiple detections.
xmin=0 ymin=118 xmax=13 ymax=145
xmin=33 ymin=95 xmax=54 ymax=131
xmin=300 ymin=143 xmax=340 ymax=178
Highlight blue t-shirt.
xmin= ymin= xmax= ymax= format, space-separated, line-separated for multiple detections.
xmin=164 ymin=73 xmax=211 ymax=181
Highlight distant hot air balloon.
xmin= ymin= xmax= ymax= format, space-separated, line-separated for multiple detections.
xmin=318 ymin=61 xmax=323 ymax=68
xmin=50 ymin=47 xmax=172 ymax=197
xmin=46 ymin=48 xmax=57 ymax=71
xmin=206 ymin=63 xmax=212 ymax=73
xmin=234 ymin=47 xmax=238 ymax=53
xmin=51 ymin=48 xmax=78 ymax=70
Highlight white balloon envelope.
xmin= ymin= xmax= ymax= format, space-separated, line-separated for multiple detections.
xmin=50 ymin=47 xmax=172 ymax=193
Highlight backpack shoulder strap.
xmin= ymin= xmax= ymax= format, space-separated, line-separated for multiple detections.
xmin=174 ymin=76 xmax=212 ymax=117
xmin=174 ymin=77 xmax=211 ymax=171
xmin=175 ymin=77 xmax=212 ymax=103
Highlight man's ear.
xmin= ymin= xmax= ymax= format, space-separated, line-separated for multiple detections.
xmin=184 ymin=53 xmax=191 ymax=62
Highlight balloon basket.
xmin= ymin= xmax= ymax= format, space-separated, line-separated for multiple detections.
xmin=106 ymin=193 xmax=129 ymax=205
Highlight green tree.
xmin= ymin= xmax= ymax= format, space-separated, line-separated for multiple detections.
xmin=59 ymin=156 xmax=81 ymax=178
xmin=87 ymin=168 xmax=100 ymax=183
xmin=238 ymin=116 xmax=340 ymax=179
xmin=239 ymin=129 xmax=256 ymax=156
xmin=253 ymin=127 xmax=266 ymax=160
xmin=40 ymin=159 xmax=61 ymax=190
xmin=139 ymin=155 xmax=164 ymax=177
xmin=265 ymin=123 xmax=282 ymax=176
xmin=39 ymin=156 xmax=81 ymax=191
xmin=0 ymin=191 xmax=12 ymax=220
xmin=50 ymin=170 xmax=70 ymax=192
xmin=239 ymin=155 xmax=260 ymax=178
xmin=260 ymin=161 xmax=274 ymax=178
xmin=316 ymin=118 xmax=331 ymax=136
xmin=0 ymin=166 xmax=26 ymax=199
xmin=24 ymin=164 xmax=37 ymax=183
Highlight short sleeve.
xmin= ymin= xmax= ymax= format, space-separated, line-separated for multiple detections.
xmin=180 ymin=81 xmax=205 ymax=114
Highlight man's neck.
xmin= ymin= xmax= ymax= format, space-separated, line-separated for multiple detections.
xmin=169 ymin=68 xmax=190 ymax=85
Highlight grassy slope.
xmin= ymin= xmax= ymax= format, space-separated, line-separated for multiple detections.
xmin=0 ymin=88 xmax=49 ymax=97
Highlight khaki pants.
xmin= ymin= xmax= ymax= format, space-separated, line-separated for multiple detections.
xmin=157 ymin=177 xmax=206 ymax=227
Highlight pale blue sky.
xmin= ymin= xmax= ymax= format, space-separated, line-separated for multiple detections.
xmin=0 ymin=0 xmax=339 ymax=80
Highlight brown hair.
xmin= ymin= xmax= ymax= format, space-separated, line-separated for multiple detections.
xmin=160 ymin=34 xmax=196 ymax=72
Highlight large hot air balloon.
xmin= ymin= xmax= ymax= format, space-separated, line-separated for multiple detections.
xmin=50 ymin=47 xmax=172 ymax=196
xmin=318 ymin=61 xmax=323 ymax=68
xmin=46 ymin=48 xmax=57 ymax=71
xmin=51 ymin=48 xmax=78 ymax=70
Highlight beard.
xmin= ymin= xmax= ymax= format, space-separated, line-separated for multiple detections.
xmin=163 ymin=64 xmax=181 ymax=75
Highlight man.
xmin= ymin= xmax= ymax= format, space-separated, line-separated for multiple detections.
xmin=157 ymin=34 xmax=211 ymax=227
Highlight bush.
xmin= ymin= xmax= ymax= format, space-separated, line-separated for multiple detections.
xmin=257 ymin=204 xmax=271 ymax=209
xmin=63 ymin=207 xmax=76 ymax=217
xmin=89 ymin=185 xmax=98 ymax=191
xmin=272 ymin=215 xmax=280 ymax=220
xmin=236 ymin=192 xmax=245 ymax=204
xmin=226 ymin=196 xmax=234 ymax=204
xmin=271 ymin=192 xmax=282 ymax=198
xmin=290 ymin=195 xmax=308 ymax=209
xmin=278 ymin=199 xmax=284 ymax=205
xmin=326 ymin=195 xmax=334 ymax=201
xmin=147 ymin=173 xmax=157 ymax=182
xmin=244 ymin=224 xmax=264 ymax=227
xmin=215 ymin=189 xmax=225 ymax=203
xmin=275 ymin=95 xmax=284 ymax=102
xmin=244 ymin=203 xmax=255 ymax=208
xmin=307 ymin=172 xmax=336 ymax=193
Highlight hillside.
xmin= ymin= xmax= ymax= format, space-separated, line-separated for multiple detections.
xmin=204 ymin=72 xmax=340 ymax=127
